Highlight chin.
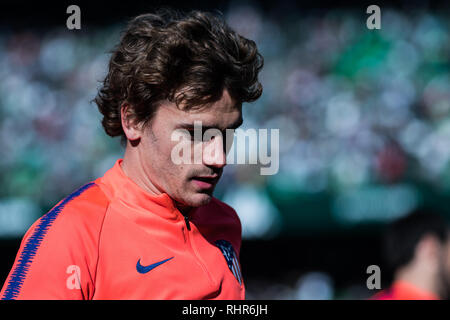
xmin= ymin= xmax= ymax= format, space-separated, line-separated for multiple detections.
xmin=187 ymin=192 xmax=213 ymax=208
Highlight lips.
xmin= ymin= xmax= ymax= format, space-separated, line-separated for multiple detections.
xmin=191 ymin=175 xmax=219 ymax=189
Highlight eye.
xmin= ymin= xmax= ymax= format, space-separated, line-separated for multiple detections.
xmin=186 ymin=129 xmax=204 ymax=142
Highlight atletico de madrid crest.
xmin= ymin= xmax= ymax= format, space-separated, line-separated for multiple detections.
xmin=215 ymin=240 xmax=243 ymax=285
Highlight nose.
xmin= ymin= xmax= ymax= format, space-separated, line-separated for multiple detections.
xmin=202 ymin=135 xmax=227 ymax=169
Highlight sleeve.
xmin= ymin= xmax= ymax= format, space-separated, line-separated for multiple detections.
xmin=0 ymin=183 xmax=108 ymax=300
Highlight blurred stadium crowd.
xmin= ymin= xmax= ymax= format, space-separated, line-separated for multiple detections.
xmin=1 ymin=3 xmax=450 ymax=299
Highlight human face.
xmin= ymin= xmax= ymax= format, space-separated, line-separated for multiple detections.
xmin=137 ymin=89 xmax=242 ymax=210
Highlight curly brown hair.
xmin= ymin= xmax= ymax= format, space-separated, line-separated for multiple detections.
xmin=95 ymin=9 xmax=264 ymax=138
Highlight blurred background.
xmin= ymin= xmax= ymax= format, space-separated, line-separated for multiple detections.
xmin=1 ymin=0 xmax=450 ymax=299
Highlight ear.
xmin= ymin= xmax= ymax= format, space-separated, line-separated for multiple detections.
xmin=121 ymin=103 xmax=142 ymax=141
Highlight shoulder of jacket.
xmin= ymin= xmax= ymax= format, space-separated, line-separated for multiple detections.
xmin=38 ymin=181 xmax=110 ymax=237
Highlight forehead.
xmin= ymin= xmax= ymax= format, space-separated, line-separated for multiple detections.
xmin=157 ymin=89 xmax=242 ymax=129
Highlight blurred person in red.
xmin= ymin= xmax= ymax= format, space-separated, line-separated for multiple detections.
xmin=372 ymin=209 xmax=450 ymax=300
xmin=1 ymin=9 xmax=263 ymax=299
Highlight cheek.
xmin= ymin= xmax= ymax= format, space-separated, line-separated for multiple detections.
xmin=144 ymin=129 xmax=194 ymax=185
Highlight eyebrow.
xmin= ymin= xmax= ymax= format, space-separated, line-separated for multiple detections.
xmin=175 ymin=117 xmax=243 ymax=131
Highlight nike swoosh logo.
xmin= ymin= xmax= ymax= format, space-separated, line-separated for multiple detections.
xmin=136 ymin=257 xmax=174 ymax=274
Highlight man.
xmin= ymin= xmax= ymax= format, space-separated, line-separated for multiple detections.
xmin=372 ymin=209 xmax=450 ymax=300
xmin=1 ymin=9 xmax=263 ymax=299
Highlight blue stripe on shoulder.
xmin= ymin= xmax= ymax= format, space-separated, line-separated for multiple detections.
xmin=1 ymin=182 xmax=96 ymax=300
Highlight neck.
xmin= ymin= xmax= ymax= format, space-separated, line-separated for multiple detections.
xmin=176 ymin=202 xmax=194 ymax=217
xmin=121 ymin=143 xmax=161 ymax=196
xmin=121 ymin=144 xmax=195 ymax=215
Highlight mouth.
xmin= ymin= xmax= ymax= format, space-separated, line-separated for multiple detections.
xmin=190 ymin=175 xmax=220 ymax=190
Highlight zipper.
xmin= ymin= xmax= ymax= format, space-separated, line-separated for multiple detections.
xmin=184 ymin=214 xmax=191 ymax=231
